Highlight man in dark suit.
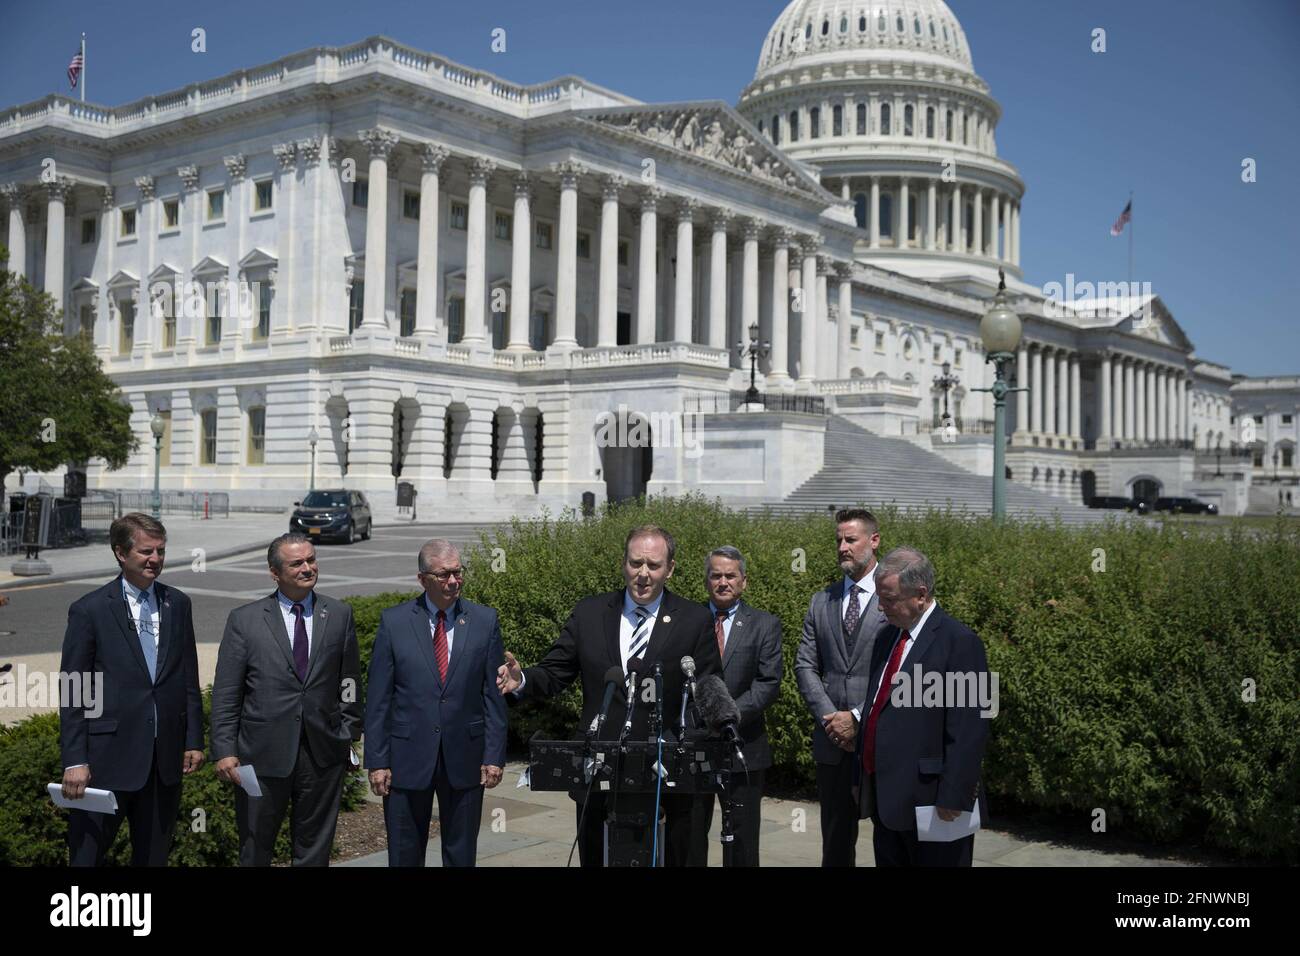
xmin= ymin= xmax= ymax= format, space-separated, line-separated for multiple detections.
xmin=687 ymin=545 xmax=782 ymax=867
xmin=795 ymin=507 xmax=890 ymax=867
xmin=364 ymin=538 xmax=507 ymax=867
xmin=853 ymin=547 xmax=991 ymax=867
xmin=497 ymin=524 xmax=721 ymax=867
xmin=211 ymin=533 xmax=363 ymax=866
xmin=59 ymin=513 xmax=205 ymax=866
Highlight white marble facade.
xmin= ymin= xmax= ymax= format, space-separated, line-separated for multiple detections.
xmin=0 ymin=3 xmax=1284 ymax=516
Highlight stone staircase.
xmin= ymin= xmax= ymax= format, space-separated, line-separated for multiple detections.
xmin=749 ymin=416 xmax=1115 ymax=525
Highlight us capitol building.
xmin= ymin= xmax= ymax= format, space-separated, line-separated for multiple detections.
xmin=2 ymin=0 xmax=1294 ymax=519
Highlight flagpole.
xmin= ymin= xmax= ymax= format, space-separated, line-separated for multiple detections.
xmin=80 ymin=34 xmax=86 ymax=102
xmin=1127 ymin=189 xmax=1133 ymax=295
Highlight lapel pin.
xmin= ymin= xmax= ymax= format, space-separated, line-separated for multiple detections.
xmin=662 ymin=615 xmax=671 ymax=623
xmin=458 ymin=618 xmax=466 ymax=626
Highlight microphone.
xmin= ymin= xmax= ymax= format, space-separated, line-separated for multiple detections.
xmin=650 ymin=661 xmax=664 ymax=739
xmin=696 ymin=674 xmax=745 ymax=761
xmin=620 ymin=656 xmax=645 ymax=743
xmin=679 ymin=656 xmax=698 ymax=701
xmin=589 ymin=665 xmax=625 ymax=741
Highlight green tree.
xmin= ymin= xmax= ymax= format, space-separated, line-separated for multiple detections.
xmin=0 ymin=246 xmax=135 ymax=494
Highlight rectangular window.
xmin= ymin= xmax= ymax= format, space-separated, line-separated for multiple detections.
xmin=810 ymin=107 xmax=821 ymax=139
xmin=247 ymin=407 xmax=266 ymax=465
xmin=253 ymin=179 xmax=273 ymax=212
xmin=348 ymin=281 xmax=364 ymax=332
xmin=162 ymin=305 xmax=176 ymax=349
xmin=833 ymin=104 xmax=843 ymax=136
xmin=875 ymin=330 xmax=885 ymax=351
xmin=1253 ymin=451 xmax=1264 ymax=467
xmin=856 ymin=104 xmax=867 ymax=135
xmin=1283 ymin=448 xmax=1294 ymax=468
xmin=618 ymin=239 xmax=629 ymax=266
xmin=577 ymin=231 xmax=591 ymax=259
xmin=399 ymin=288 xmax=416 ymax=337
xmin=535 ymin=220 xmax=553 ymax=250
xmin=934 ymin=344 xmax=942 ymax=362
xmin=255 ymin=283 xmax=272 ymax=340
xmin=158 ymin=410 xmax=172 ymax=467
xmin=353 ymin=179 xmax=368 ymax=208
xmin=955 ymin=348 xmax=963 ymax=367
xmin=850 ymin=326 xmax=859 ymax=346
xmin=162 ymin=199 xmax=180 ymax=230
xmin=494 ymin=211 xmax=513 ymax=241
xmin=1253 ymin=415 xmax=1264 ymax=424
xmin=206 ymin=189 xmax=224 ymax=221
xmin=119 ymin=299 xmax=135 ymax=353
xmin=1283 ymin=414 xmax=1294 ymax=425
xmin=447 ymin=296 xmax=465 ymax=343
xmin=81 ymin=217 xmax=96 ymax=244
xmin=530 ymin=311 xmax=551 ymax=351
xmin=403 ymin=190 xmax=420 ymax=219
xmin=449 ymin=201 xmax=468 ymax=230
xmin=120 ymin=208 xmax=136 ymax=238
xmin=200 ymin=409 xmax=218 ymax=465
xmin=205 ymin=289 xmax=222 ymax=345
xmin=79 ymin=304 xmax=94 ymax=343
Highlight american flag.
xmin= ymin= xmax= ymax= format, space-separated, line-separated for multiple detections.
xmin=67 ymin=48 xmax=84 ymax=90
xmin=1110 ymin=199 xmax=1132 ymax=237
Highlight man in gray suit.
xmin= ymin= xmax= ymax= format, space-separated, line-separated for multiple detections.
xmin=796 ymin=508 xmax=889 ymax=867
xmin=688 ymin=546 xmax=783 ymax=867
xmin=211 ymin=533 xmax=363 ymax=866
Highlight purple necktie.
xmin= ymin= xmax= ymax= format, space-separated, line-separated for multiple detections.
xmin=291 ymin=602 xmax=309 ymax=681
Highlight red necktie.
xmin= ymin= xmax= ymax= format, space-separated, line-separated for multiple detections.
xmin=862 ymin=630 xmax=910 ymax=775
xmin=714 ymin=608 xmax=728 ymax=659
xmin=433 ymin=609 xmax=449 ymax=683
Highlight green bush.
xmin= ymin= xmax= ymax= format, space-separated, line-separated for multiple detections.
xmin=0 ymin=690 xmax=367 ymax=866
xmin=344 ymin=495 xmax=1300 ymax=861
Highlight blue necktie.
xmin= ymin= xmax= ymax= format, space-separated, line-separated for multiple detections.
xmin=137 ymin=590 xmax=157 ymax=683
xmin=628 ymin=606 xmax=650 ymax=660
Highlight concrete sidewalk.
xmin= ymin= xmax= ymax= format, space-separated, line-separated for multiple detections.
xmin=339 ymin=760 xmax=1195 ymax=867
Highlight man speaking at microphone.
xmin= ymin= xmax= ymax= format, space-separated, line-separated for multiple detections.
xmin=496 ymin=524 xmax=719 ymax=866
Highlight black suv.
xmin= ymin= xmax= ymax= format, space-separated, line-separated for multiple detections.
xmin=1154 ymin=496 xmax=1218 ymax=515
xmin=290 ymin=490 xmax=373 ymax=543
xmin=1088 ymin=496 xmax=1149 ymax=515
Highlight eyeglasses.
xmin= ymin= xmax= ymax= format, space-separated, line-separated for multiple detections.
xmin=422 ymin=568 xmax=467 ymax=581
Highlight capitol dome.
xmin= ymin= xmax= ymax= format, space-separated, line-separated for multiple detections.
xmin=738 ymin=0 xmax=1026 ymax=284
xmin=755 ymin=0 xmax=975 ymax=81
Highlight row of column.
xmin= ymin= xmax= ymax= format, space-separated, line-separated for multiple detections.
xmin=1097 ymin=353 xmax=1191 ymax=445
xmin=766 ymin=94 xmax=996 ymax=155
xmin=1014 ymin=344 xmax=1081 ymax=441
xmin=836 ymin=175 xmax=1020 ymax=265
xmin=2 ymin=178 xmax=74 ymax=316
xmin=353 ymin=130 xmax=851 ymax=380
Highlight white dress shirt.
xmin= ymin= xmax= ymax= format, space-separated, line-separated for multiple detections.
xmin=619 ymin=589 xmax=664 ymax=671
xmin=276 ymin=589 xmax=315 ymax=657
xmin=424 ymin=596 xmax=459 ymax=660
xmin=122 ymin=578 xmax=160 ymax=650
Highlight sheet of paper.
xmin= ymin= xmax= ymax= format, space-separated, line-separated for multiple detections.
xmin=914 ymin=802 xmax=981 ymax=842
xmin=517 ymin=767 xmax=531 ymax=789
xmin=236 ymin=764 xmax=262 ymax=798
xmin=47 ymin=783 xmax=118 ymax=814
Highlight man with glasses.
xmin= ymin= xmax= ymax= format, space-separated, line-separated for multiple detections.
xmin=364 ymin=539 xmax=507 ymax=866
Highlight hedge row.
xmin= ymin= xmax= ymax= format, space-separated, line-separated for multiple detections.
xmin=0 ymin=691 xmax=367 ymax=866
xmin=341 ymin=495 xmax=1299 ymax=861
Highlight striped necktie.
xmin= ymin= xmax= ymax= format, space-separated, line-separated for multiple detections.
xmin=627 ymin=606 xmax=650 ymax=661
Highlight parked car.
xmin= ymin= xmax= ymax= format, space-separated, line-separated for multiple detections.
xmin=290 ymin=490 xmax=372 ymax=543
xmin=1154 ymin=496 xmax=1219 ymax=515
xmin=1088 ymin=496 xmax=1150 ymax=515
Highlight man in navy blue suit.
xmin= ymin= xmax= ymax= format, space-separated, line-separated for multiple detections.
xmin=59 ymin=513 xmax=205 ymax=866
xmin=364 ymin=538 xmax=507 ymax=867
xmin=853 ymin=546 xmax=990 ymax=867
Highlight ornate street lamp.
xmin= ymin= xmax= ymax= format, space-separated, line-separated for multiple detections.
xmin=736 ymin=322 xmax=771 ymax=408
xmin=308 ymin=425 xmax=320 ymax=492
xmin=149 ymin=413 xmax=165 ymax=520
xmin=1214 ymin=436 xmax=1223 ymax=477
xmin=933 ymin=360 xmax=960 ymax=431
xmin=974 ymin=270 xmax=1027 ymax=522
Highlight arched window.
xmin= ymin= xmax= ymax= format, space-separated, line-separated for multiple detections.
xmin=772 ymin=114 xmax=781 ymax=144
xmin=904 ymin=104 xmax=914 ymax=136
xmin=840 ymin=16 xmax=848 ymax=34
xmin=810 ymin=106 xmax=821 ymax=139
xmin=854 ymin=193 xmax=868 ymax=229
xmin=878 ymin=12 xmax=887 ymax=31
xmin=780 ymin=30 xmax=785 ymax=47
xmin=943 ymin=24 xmax=949 ymax=41
xmin=896 ymin=15 xmax=904 ymax=33
xmin=908 ymin=198 xmax=917 ymax=242
xmin=926 ymin=106 xmax=935 ymax=137
xmin=880 ymin=102 xmax=891 ymax=135
xmin=880 ymin=194 xmax=894 ymax=237
xmin=859 ymin=15 xmax=867 ymax=31
xmin=856 ymin=103 xmax=867 ymax=134
xmin=930 ymin=20 xmax=936 ymax=38
xmin=789 ymin=110 xmax=800 ymax=142
xmin=805 ymin=22 xmax=813 ymax=39
xmin=946 ymin=109 xmax=954 ymax=141
xmin=758 ymin=119 xmax=765 ymax=135
xmin=914 ymin=16 xmax=921 ymax=34
xmin=962 ymin=114 xmax=968 ymax=145
xmin=822 ymin=18 xmax=830 ymax=36
xmin=833 ymin=104 xmax=843 ymax=136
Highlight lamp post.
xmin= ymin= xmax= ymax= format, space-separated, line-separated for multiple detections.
xmin=736 ymin=321 xmax=771 ymax=408
xmin=1214 ymin=437 xmax=1223 ymax=477
xmin=149 ymin=413 xmax=165 ymax=520
xmin=308 ymin=425 xmax=319 ymax=492
xmin=973 ymin=270 xmax=1026 ymax=522
xmin=933 ymin=359 xmax=960 ymax=431
xmin=1273 ymin=447 xmax=1279 ymax=483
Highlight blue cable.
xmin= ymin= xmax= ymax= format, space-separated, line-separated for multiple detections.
xmin=651 ymin=732 xmax=664 ymax=866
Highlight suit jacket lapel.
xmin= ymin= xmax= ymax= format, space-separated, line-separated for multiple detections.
xmin=723 ymin=601 xmax=751 ymax=671
xmin=604 ymin=592 xmax=623 ymax=669
xmin=904 ymin=605 xmax=945 ymax=672
xmin=412 ymin=596 xmax=442 ymax=689
xmin=108 ymin=577 xmax=152 ymax=682
xmin=646 ymin=591 xmax=679 ymax=664
xmin=824 ymin=581 xmax=848 ymax=665
xmin=304 ymin=594 xmax=330 ymax=683
xmin=846 ymin=589 xmax=881 ymax=669
xmin=443 ymin=601 xmax=470 ymax=688
xmin=263 ymin=596 xmax=300 ymax=679
xmin=154 ymin=582 xmax=172 ymax=676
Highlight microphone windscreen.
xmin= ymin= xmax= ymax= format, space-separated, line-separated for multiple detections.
xmin=603 ymin=665 xmax=625 ymax=685
xmin=696 ymin=674 xmax=741 ymax=731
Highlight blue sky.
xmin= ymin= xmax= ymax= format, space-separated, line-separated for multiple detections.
xmin=2 ymin=0 xmax=1297 ymax=375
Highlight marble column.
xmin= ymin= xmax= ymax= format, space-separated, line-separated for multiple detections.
xmin=1030 ymin=345 xmax=1043 ymax=434
xmin=597 ymin=174 xmax=623 ymax=348
xmin=991 ymin=193 xmax=1002 ymax=260
xmin=767 ymin=226 xmax=790 ymax=384
xmin=926 ymin=178 xmax=937 ymax=250
xmin=868 ymin=176 xmax=880 ymax=249
xmin=897 ymin=178 xmax=909 ymax=250
xmin=134 ymin=175 xmax=155 ymax=348
xmin=971 ymin=187 xmax=984 ymax=257
xmin=671 ymin=198 xmax=698 ymax=344
xmin=836 ymin=265 xmax=853 ymax=379
xmin=1099 ymin=352 xmax=1112 ymax=445
xmin=1015 ymin=345 xmax=1029 ymax=435
xmin=44 ymin=176 xmax=73 ymax=315
xmin=358 ymin=128 xmax=399 ymax=329
xmin=507 ymin=172 xmax=533 ymax=350
xmin=708 ymin=211 xmax=730 ymax=351
xmin=1069 ymin=352 xmax=1081 ymax=439
xmin=1 ymin=184 xmax=26 ymax=279
xmin=1043 ymin=348 xmax=1057 ymax=438
xmin=416 ymin=144 xmax=449 ymax=339
xmin=461 ymin=157 xmax=496 ymax=344
xmin=951 ymin=184 xmax=963 ymax=252
xmin=636 ymin=188 xmax=661 ymax=344
xmin=551 ymin=160 xmax=584 ymax=349
xmin=1124 ymin=358 xmax=1136 ymax=440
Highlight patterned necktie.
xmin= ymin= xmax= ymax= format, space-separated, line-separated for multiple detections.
xmin=291 ymin=603 xmax=309 ymax=681
xmin=843 ymin=584 xmax=861 ymax=654
xmin=433 ymin=609 xmax=449 ymax=683
xmin=136 ymin=590 xmax=157 ymax=682
xmin=714 ymin=608 xmax=728 ymax=660
xmin=862 ymin=630 xmax=911 ymax=775
xmin=628 ymin=606 xmax=650 ymax=661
